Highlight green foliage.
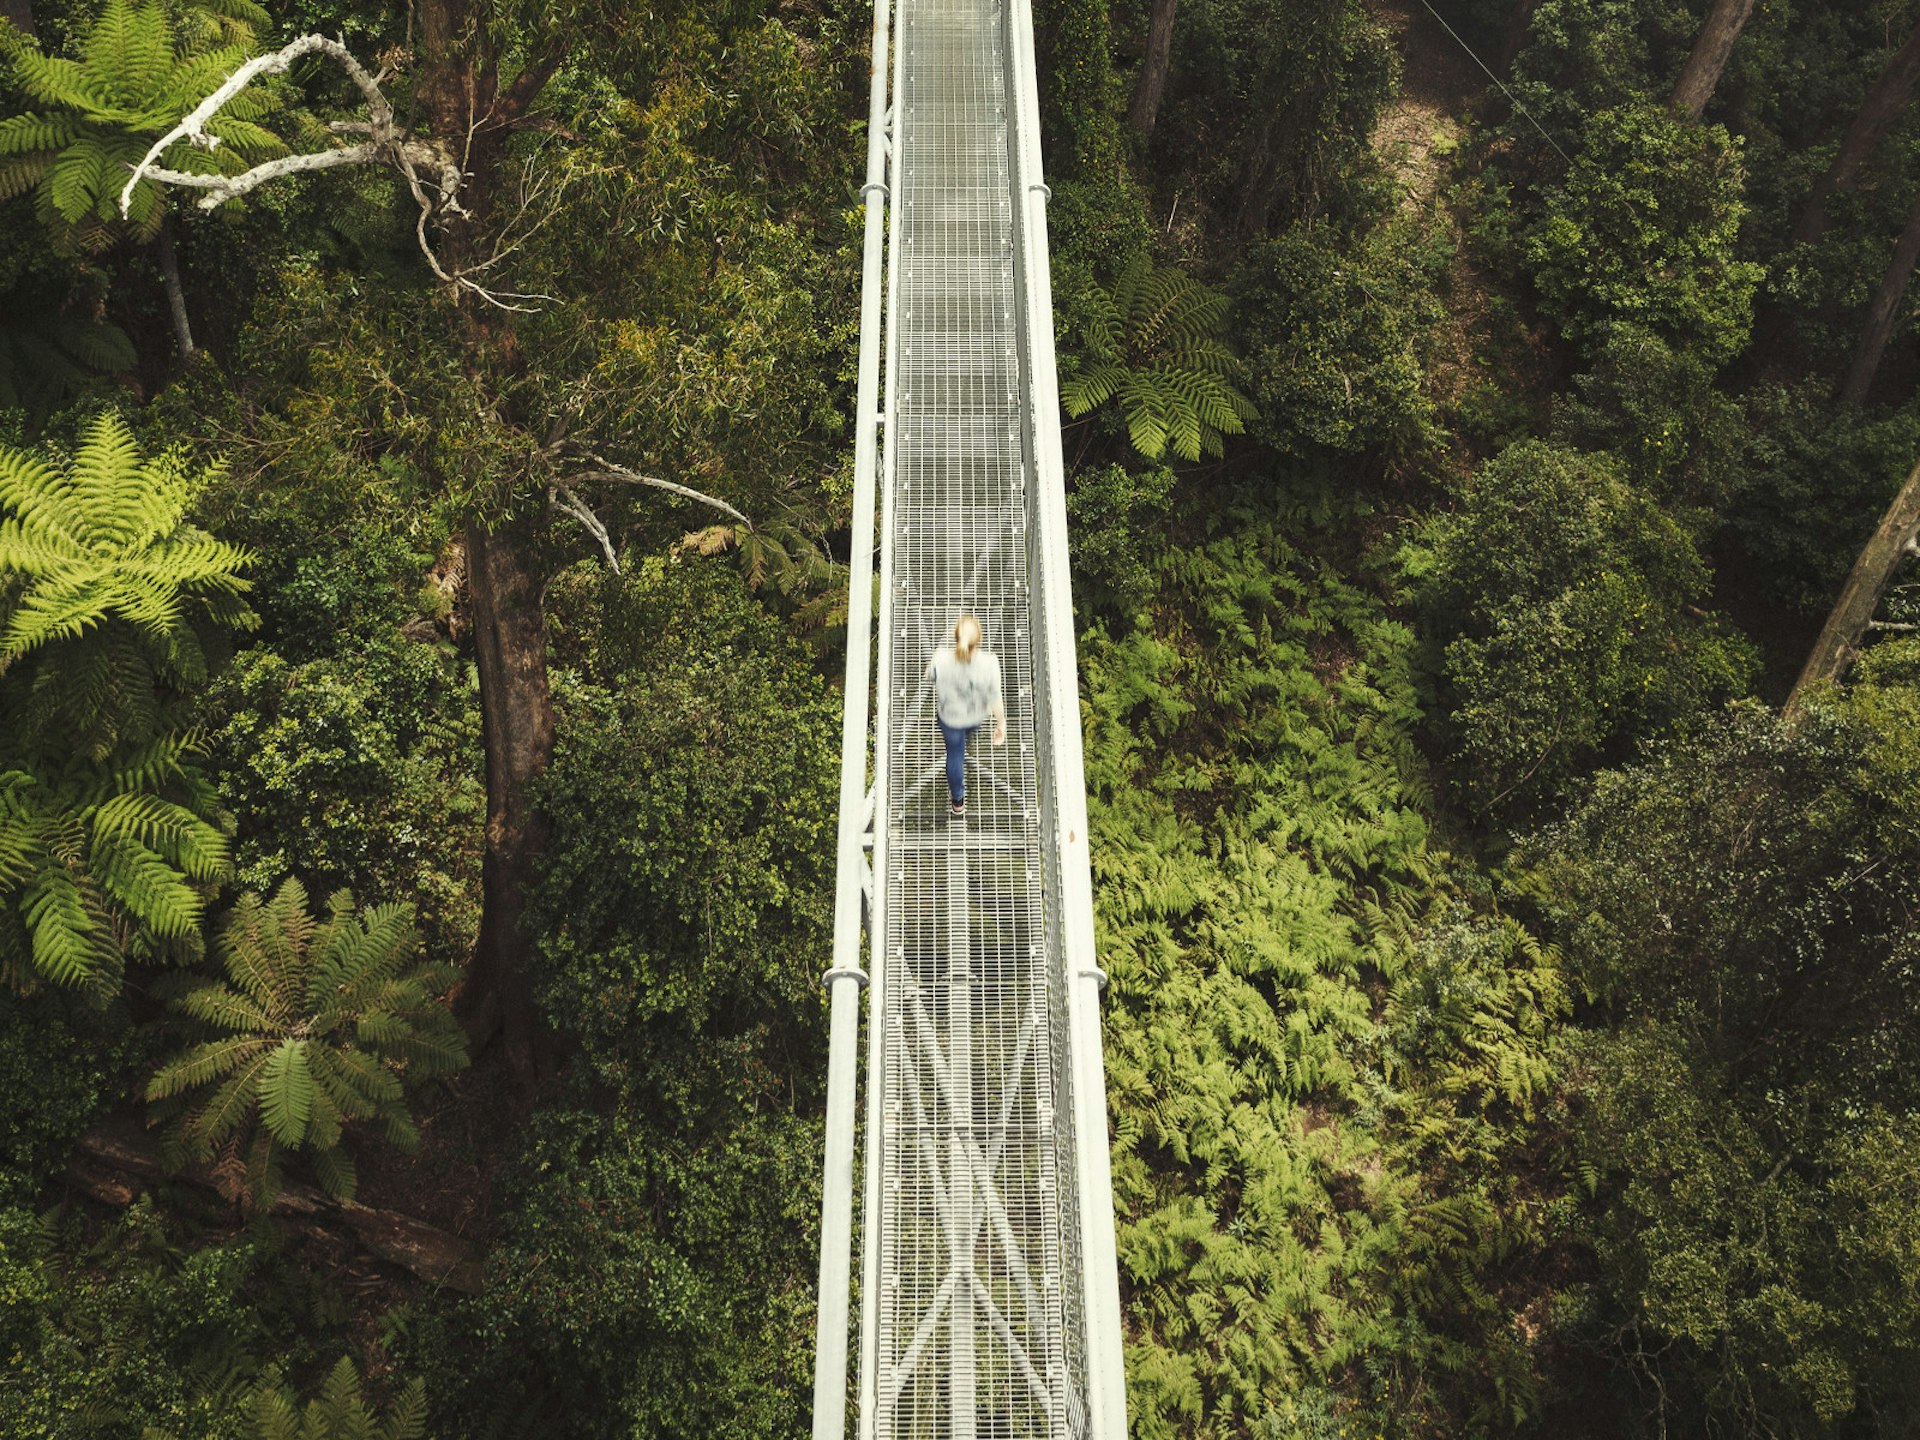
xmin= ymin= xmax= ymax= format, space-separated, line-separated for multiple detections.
xmin=1550 ymin=322 xmax=1747 ymax=514
xmin=1085 ymin=493 xmax=1568 ymax=1435
xmin=1522 ymin=104 xmax=1764 ymax=365
xmin=0 ymin=412 xmax=253 ymax=994
xmin=1036 ymin=0 xmax=1130 ymax=187
xmin=146 ymin=877 xmax=467 ymax=1208
xmin=201 ymin=639 xmax=484 ymax=971
xmin=530 ymin=555 xmax=836 ymax=1087
xmin=420 ymin=1105 xmax=822 ymax=1439
xmin=1232 ymin=220 xmax=1440 ymax=459
xmin=240 ymin=1356 xmax=427 ymax=1440
xmin=1066 ymin=461 xmax=1174 ymax=618
xmin=0 ymin=1197 xmax=347 ymax=1439
xmin=1060 ymin=254 xmax=1255 ymax=461
xmin=403 ymin=557 xmax=840 ymax=1437
xmin=1148 ymin=0 xmax=1396 ymax=237
xmin=1501 ymin=0 xmax=1699 ymax=146
xmin=1521 ymin=680 xmax=1920 ymax=1433
xmin=0 ymin=0 xmax=285 ymax=252
xmin=1733 ymin=384 xmax=1920 ymax=612
xmin=0 ymin=278 xmax=135 ymax=419
xmin=1416 ymin=440 xmax=1756 ymax=813
xmin=0 ymin=987 xmax=129 ymax=1203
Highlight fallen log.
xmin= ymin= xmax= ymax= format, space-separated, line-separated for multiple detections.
xmin=65 ymin=1117 xmax=486 ymax=1294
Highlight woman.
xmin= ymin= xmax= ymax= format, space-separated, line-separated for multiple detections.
xmin=927 ymin=613 xmax=1005 ymax=818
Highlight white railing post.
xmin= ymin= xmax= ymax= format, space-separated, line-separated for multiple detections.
xmin=812 ymin=0 xmax=893 ymax=1430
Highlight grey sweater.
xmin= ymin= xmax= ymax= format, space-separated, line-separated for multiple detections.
xmin=927 ymin=646 xmax=1005 ymax=729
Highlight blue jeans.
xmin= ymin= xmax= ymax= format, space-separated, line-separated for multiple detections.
xmin=939 ymin=718 xmax=977 ymax=806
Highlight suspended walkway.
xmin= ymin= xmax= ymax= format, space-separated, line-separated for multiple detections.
xmin=811 ymin=0 xmax=1128 ymax=1432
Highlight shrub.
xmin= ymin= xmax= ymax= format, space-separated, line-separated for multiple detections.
xmin=1551 ymin=322 xmax=1747 ymax=515
xmin=1232 ymin=222 xmax=1439 ymax=459
xmin=1418 ymin=441 xmax=1756 ymax=812
xmin=420 ymin=1106 xmax=822 ymax=1439
xmin=0 ymin=1198 xmax=341 ymax=1439
xmin=529 ymin=556 xmax=836 ymax=1094
xmin=1732 ymin=384 xmax=1920 ymax=613
xmin=201 ymin=637 xmax=484 ymax=969
xmin=1067 ymin=461 xmax=1175 ymax=618
xmin=0 ymin=987 xmax=128 ymax=1203
xmin=1520 ymin=686 xmax=1920 ymax=1432
xmin=1523 ymin=104 xmax=1763 ymax=366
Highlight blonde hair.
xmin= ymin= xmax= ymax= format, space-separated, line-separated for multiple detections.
xmin=952 ymin=613 xmax=982 ymax=663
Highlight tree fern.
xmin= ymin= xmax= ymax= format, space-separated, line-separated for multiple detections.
xmin=146 ymin=1355 xmax=427 ymax=1440
xmin=1060 ymin=254 xmax=1258 ymax=462
xmin=0 ymin=417 xmax=252 ymax=995
xmin=147 ymin=878 xmax=468 ymax=1209
xmin=0 ymin=281 xmax=136 ymax=417
xmin=0 ymin=0 xmax=284 ymax=253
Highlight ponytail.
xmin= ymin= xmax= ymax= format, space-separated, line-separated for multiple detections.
xmin=953 ymin=613 xmax=982 ymax=663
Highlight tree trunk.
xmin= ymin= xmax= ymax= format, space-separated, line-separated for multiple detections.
xmin=1670 ymin=0 xmax=1755 ymax=119
xmin=1126 ymin=0 xmax=1177 ymax=135
xmin=153 ymin=212 xmax=194 ymax=359
xmin=411 ymin=0 xmax=567 ymax=1082
xmin=461 ymin=514 xmax=555 ymax=1080
xmin=1 ymin=0 xmax=34 ymax=37
xmin=1839 ymin=184 xmax=1920 ymax=408
xmin=1784 ymin=455 xmax=1920 ymax=719
xmin=1234 ymin=109 xmax=1284 ymax=239
xmin=1793 ymin=21 xmax=1920 ymax=245
xmin=1497 ymin=0 xmax=1544 ymax=76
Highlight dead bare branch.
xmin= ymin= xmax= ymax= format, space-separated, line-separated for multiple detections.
xmin=119 ymin=31 xmax=558 ymax=313
xmin=568 ymin=449 xmax=754 ymax=529
xmin=548 ymin=483 xmax=620 ymax=573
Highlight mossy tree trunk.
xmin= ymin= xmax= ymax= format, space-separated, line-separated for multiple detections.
xmin=413 ymin=0 xmax=566 ymax=1081
xmin=1670 ymin=0 xmax=1755 ymax=119
xmin=1785 ymin=456 xmax=1920 ymax=718
xmin=1792 ymin=20 xmax=1920 ymax=245
xmin=1127 ymin=0 xmax=1177 ymax=135
xmin=1839 ymin=184 xmax=1920 ymax=409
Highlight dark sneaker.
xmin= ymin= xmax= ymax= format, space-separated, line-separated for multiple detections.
xmin=950 ymin=802 xmax=966 ymax=818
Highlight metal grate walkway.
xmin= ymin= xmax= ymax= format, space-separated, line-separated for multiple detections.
xmin=813 ymin=0 xmax=1128 ymax=1432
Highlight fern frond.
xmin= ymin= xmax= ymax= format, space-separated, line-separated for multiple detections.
xmin=0 ymin=113 xmax=83 ymax=160
xmin=185 ymin=1048 xmax=275 ymax=1150
xmin=308 ymin=1143 xmax=357 ymax=1203
xmin=258 ymin=1037 xmax=313 ymax=1147
xmin=9 ymin=54 xmax=99 ymax=112
xmin=91 ymin=830 xmax=202 ymax=935
xmin=22 ymin=867 xmax=114 ymax=987
xmin=250 ymin=1382 xmax=301 ymax=1440
xmin=83 ymin=1 xmax=173 ymax=110
xmin=176 ymin=981 xmax=272 ymax=1032
xmin=386 ymin=1379 xmax=428 ymax=1440
xmin=145 ymin=1034 xmax=270 ymax=1098
xmin=1060 ymin=363 xmax=1125 ymax=419
xmin=192 ymin=0 xmax=272 ymax=28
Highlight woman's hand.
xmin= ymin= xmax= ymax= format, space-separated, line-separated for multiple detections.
xmin=992 ymin=722 xmax=1006 ymax=746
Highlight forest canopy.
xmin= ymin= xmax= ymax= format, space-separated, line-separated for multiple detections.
xmin=2 ymin=0 xmax=1919 ymax=1435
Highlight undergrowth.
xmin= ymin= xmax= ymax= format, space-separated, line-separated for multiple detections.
xmin=1083 ymin=491 xmax=1570 ymax=1437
